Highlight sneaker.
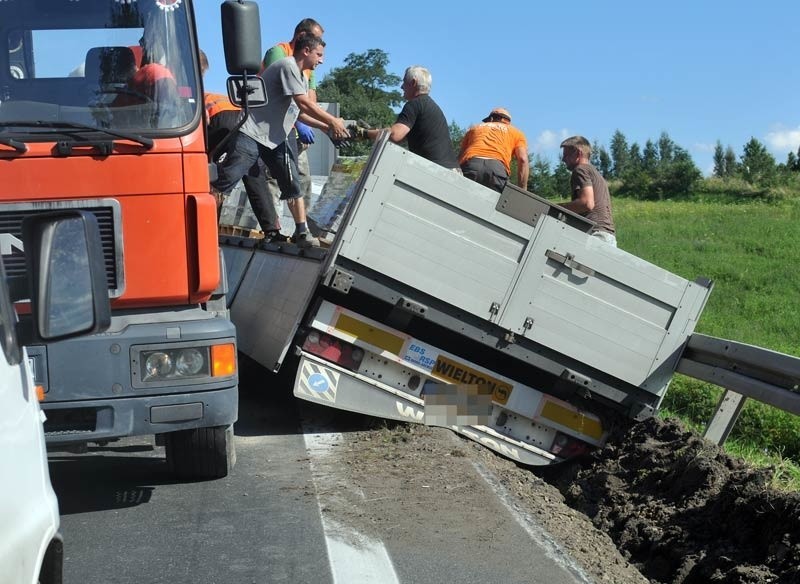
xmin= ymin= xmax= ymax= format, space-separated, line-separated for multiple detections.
xmin=291 ymin=232 xmax=320 ymax=249
xmin=263 ymin=230 xmax=289 ymax=244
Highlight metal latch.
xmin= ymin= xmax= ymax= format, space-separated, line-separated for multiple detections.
xmin=545 ymin=249 xmax=596 ymax=277
xmin=523 ymin=317 xmax=534 ymax=332
xmin=489 ymin=301 xmax=500 ymax=322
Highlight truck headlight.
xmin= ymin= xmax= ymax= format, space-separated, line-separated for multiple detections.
xmin=139 ymin=347 xmax=210 ymax=382
xmin=132 ymin=342 xmax=236 ymax=387
xmin=145 ymin=352 xmax=173 ymax=379
xmin=176 ymin=348 xmax=204 ymax=376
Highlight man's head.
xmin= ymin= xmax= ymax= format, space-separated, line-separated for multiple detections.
xmin=295 ymin=35 xmax=326 ymax=70
xmin=292 ymin=18 xmax=324 ymax=42
xmin=482 ymin=107 xmax=511 ymax=124
xmin=199 ymin=49 xmax=208 ymax=76
xmin=401 ymin=66 xmax=431 ymax=100
xmin=560 ymin=135 xmax=591 ymax=170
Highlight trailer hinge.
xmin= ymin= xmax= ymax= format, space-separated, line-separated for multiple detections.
xmin=329 ymin=269 xmax=354 ymax=294
xmin=504 ymin=331 xmax=517 ymax=344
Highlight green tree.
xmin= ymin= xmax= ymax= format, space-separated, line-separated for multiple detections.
xmin=552 ymin=161 xmax=572 ymax=199
xmin=655 ymin=146 xmax=701 ymax=196
xmin=628 ymin=142 xmax=643 ymax=171
xmin=643 ymin=140 xmax=658 ymax=172
xmin=528 ymin=153 xmax=554 ymax=197
xmin=317 ymin=49 xmax=402 ymax=156
xmin=590 ymin=140 xmax=602 ymax=169
xmin=789 ymin=146 xmax=800 ymax=171
xmin=739 ymin=137 xmax=776 ymax=185
xmin=713 ymin=140 xmax=725 ymax=177
xmin=724 ymin=146 xmax=738 ymax=177
xmin=657 ymin=131 xmax=675 ymax=162
xmin=597 ymin=146 xmax=612 ymax=177
xmin=609 ymin=130 xmax=629 ymax=178
xmin=449 ymin=120 xmax=465 ymax=155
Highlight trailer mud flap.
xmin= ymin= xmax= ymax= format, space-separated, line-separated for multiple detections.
xmin=294 ymin=355 xmax=558 ymax=466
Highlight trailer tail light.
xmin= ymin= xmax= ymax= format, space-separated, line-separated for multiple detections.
xmin=549 ymin=432 xmax=591 ymax=459
xmin=301 ymin=331 xmax=364 ymax=371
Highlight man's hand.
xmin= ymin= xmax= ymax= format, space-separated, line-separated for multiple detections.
xmin=295 ymin=121 xmax=315 ymax=145
xmin=345 ymin=119 xmax=371 ymax=140
xmin=327 ymin=117 xmax=350 ymax=147
xmin=348 ymin=124 xmax=370 ymax=140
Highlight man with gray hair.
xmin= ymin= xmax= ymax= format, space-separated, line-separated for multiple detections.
xmin=354 ymin=66 xmax=458 ymax=170
xmin=558 ymin=135 xmax=617 ymax=247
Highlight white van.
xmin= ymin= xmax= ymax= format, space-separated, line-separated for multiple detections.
xmin=0 ymin=212 xmax=110 ymax=584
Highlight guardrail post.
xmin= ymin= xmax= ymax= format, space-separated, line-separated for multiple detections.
xmin=703 ymin=390 xmax=747 ymax=445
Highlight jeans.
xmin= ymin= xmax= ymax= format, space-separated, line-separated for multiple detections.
xmin=213 ymin=132 xmax=301 ymax=202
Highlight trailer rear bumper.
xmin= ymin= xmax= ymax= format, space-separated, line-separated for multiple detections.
xmin=293 ymin=353 xmax=562 ymax=466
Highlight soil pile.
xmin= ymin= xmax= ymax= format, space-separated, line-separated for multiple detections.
xmin=549 ymin=417 xmax=800 ymax=584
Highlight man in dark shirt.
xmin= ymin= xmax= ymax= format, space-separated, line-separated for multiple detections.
xmin=558 ymin=135 xmax=617 ymax=247
xmin=356 ymin=65 xmax=459 ymax=170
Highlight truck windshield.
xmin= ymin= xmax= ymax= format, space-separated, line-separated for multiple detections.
xmin=0 ymin=0 xmax=200 ymax=134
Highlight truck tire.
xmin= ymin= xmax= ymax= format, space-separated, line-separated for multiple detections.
xmin=164 ymin=424 xmax=236 ymax=480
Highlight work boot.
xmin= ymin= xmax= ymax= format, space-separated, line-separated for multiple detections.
xmin=263 ymin=230 xmax=289 ymax=244
xmin=291 ymin=232 xmax=320 ymax=249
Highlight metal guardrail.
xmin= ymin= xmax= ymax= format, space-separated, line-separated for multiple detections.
xmin=676 ymin=333 xmax=800 ymax=445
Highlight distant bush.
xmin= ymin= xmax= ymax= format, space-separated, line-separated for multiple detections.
xmin=694 ymin=176 xmax=800 ymax=202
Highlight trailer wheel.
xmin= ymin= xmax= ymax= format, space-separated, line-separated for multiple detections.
xmin=164 ymin=424 xmax=236 ymax=480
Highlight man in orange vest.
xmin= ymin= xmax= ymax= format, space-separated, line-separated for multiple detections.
xmin=201 ymin=51 xmax=285 ymax=240
xmin=459 ymin=107 xmax=529 ymax=193
xmin=260 ymin=18 xmax=324 ymax=234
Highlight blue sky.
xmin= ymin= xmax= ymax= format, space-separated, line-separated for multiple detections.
xmin=197 ymin=1 xmax=800 ymax=175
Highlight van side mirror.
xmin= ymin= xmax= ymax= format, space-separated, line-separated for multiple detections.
xmin=21 ymin=211 xmax=111 ymax=341
xmin=220 ymin=1 xmax=262 ymax=75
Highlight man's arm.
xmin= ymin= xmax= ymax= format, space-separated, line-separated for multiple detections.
xmin=363 ymin=123 xmax=410 ymax=143
xmin=261 ymin=45 xmax=286 ymax=71
xmin=514 ymin=145 xmax=529 ymax=188
xmin=562 ymin=185 xmax=595 ymax=213
xmin=293 ymin=93 xmax=347 ymax=137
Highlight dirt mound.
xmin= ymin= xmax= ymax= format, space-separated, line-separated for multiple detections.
xmin=549 ymin=417 xmax=800 ymax=584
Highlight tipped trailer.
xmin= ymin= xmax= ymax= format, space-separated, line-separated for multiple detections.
xmin=220 ymin=133 xmax=719 ymax=465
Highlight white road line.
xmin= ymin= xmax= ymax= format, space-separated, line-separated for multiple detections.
xmin=469 ymin=459 xmax=593 ymax=584
xmin=303 ymin=429 xmax=401 ymax=584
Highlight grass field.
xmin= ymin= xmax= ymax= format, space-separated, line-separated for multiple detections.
xmin=614 ymin=196 xmax=800 ymax=489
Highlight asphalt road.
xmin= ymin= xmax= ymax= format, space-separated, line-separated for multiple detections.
xmin=48 ymin=357 xmax=592 ymax=584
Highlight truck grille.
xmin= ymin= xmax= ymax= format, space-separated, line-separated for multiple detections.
xmin=0 ymin=200 xmax=123 ymax=295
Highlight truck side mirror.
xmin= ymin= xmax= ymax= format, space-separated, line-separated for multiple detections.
xmin=220 ymin=1 xmax=262 ymax=75
xmin=226 ymin=75 xmax=267 ymax=108
xmin=21 ymin=211 xmax=111 ymax=341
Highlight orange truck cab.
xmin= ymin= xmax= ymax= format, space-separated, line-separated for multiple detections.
xmin=0 ymin=0 xmax=240 ymax=479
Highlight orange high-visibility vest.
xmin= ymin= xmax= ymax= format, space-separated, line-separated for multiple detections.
xmin=204 ymin=92 xmax=239 ymax=122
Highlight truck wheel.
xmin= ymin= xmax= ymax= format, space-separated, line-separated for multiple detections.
xmin=164 ymin=424 xmax=236 ymax=480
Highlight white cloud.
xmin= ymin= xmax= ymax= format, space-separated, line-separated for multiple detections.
xmin=765 ymin=126 xmax=800 ymax=152
xmin=533 ymin=129 xmax=570 ymax=154
xmin=693 ymin=142 xmax=716 ymax=153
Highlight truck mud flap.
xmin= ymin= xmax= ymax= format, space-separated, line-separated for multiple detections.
xmin=220 ymin=240 xmax=255 ymax=307
xmin=227 ymin=246 xmax=323 ymax=372
xmin=294 ymin=354 xmax=558 ymax=466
